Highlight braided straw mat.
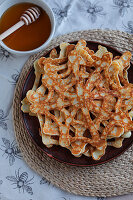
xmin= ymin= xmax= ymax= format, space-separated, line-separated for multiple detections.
xmin=13 ymin=30 xmax=133 ymax=197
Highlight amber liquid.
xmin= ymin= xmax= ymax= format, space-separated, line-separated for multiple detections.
xmin=0 ymin=3 xmax=51 ymax=51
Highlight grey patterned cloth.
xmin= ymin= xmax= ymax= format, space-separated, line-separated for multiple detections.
xmin=0 ymin=0 xmax=133 ymax=200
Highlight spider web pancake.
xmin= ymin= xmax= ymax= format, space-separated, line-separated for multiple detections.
xmin=21 ymin=39 xmax=133 ymax=161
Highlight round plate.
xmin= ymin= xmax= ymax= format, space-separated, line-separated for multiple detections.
xmin=21 ymin=41 xmax=133 ymax=166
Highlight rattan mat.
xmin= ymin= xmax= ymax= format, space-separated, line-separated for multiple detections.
xmin=13 ymin=30 xmax=133 ymax=197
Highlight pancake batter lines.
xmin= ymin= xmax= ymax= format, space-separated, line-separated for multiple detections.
xmin=21 ymin=40 xmax=133 ymax=160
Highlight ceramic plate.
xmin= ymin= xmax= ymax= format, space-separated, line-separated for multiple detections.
xmin=21 ymin=41 xmax=133 ymax=166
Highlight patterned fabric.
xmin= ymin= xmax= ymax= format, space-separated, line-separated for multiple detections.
xmin=0 ymin=0 xmax=133 ymax=199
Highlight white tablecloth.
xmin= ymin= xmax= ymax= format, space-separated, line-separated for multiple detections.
xmin=0 ymin=0 xmax=133 ymax=200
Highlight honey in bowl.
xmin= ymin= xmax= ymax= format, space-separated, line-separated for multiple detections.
xmin=0 ymin=3 xmax=51 ymax=51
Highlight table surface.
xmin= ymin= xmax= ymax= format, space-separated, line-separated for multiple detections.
xmin=0 ymin=0 xmax=133 ymax=200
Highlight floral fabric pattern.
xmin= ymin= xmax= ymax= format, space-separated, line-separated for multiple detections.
xmin=0 ymin=138 xmax=22 ymax=166
xmin=0 ymin=109 xmax=8 ymax=130
xmin=79 ymin=0 xmax=106 ymax=23
xmin=113 ymin=0 xmax=133 ymax=17
xmin=6 ymin=169 xmax=34 ymax=195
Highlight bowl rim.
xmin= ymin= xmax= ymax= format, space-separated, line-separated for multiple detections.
xmin=20 ymin=40 xmax=133 ymax=166
xmin=0 ymin=0 xmax=55 ymax=55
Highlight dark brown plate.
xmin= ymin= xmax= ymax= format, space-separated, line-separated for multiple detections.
xmin=21 ymin=41 xmax=133 ymax=166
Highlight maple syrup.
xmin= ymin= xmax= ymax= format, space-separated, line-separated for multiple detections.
xmin=0 ymin=3 xmax=51 ymax=51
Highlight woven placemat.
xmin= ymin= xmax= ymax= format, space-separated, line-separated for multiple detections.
xmin=13 ymin=29 xmax=133 ymax=197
